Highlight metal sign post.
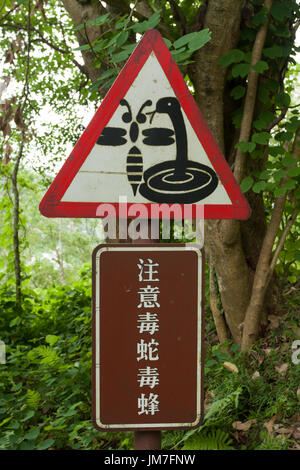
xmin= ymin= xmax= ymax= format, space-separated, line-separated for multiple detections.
xmin=134 ymin=430 xmax=161 ymax=450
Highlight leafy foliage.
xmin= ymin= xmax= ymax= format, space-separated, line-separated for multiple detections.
xmin=0 ymin=0 xmax=299 ymax=452
xmin=182 ymin=429 xmax=234 ymax=451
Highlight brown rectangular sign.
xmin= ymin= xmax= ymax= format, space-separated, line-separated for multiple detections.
xmin=92 ymin=244 xmax=204 ymax=431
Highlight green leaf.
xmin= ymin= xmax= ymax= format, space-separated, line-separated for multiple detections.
xmin=93 ymin=39 xmax=107 ymax=52
xmin=121 ymin=43 xmax=137 ymax=54
xmin=74 ymin=23 xmax=85 ymax=31
xmin=96 ymin=69 xmax=117 ymax=82
xmin=171 ymin=48 xmax=193 ymax=63
xmin=19 ymin=441 xmax=36 ymax=450
xmin=259 ymin=170 xmax=270 ymax=180
xmin=254 ymin=110 xmax=275 ymax=130
xmin=116 ymin=30 xmax=129 ymax=48
xmin=268 ymin=146 xmax=285 ymax=156
xmin=273 ymin=24 xmax=291 ymax=38
xmin=263 ymin=45 xmax=284 ymax=59
xmin=294 ymin=187 xmax=300 ymax=199
xmin=273 ymin=169 xmax=286 ymax=182
xmin=283 ymin=179 xmax=297 ymax=190
xmin=0 ymin=417 xmax=12 ymax=427
xmin=163 ymin=38 xmax=172 ymax=48
xmin=275 ymin=92 xmax=291 ymax=107
xmin=275 ymin=130 xmax=293 ymax=142
xmin=115 ymin=16 xmax=131 ymax=30
xmin=252 ymin=181 xmax=266 ymax=193
xmin=36 ymin=439 xmax=55 ymax=450
xmin=274 ymin=187 xmax=286 ymax=197
xmin=230 ymin=85 xmax=246 ymax=100
xmin=187 ymin=29 xmax=211 ymax=51
xmin=286 ymin=118 xmax=300 ymax=132
xmin=132 ymin=11 xmax=161 ymax=33
xmin=218 ymin=49 xmax=245 ymax=67
xmin=265 ymin=181 xmax=276 ymax=192
xmin=236 ymin=141 xmax=256 ymax=153
xmin=147 ymin=10 xmax=161 ymax=29
xmin=45 ymin=334 xmax=59 ymax=346
xmin=173 ymin=29 xmax=211 ymax=52
xmin=21 ymin=410 xmax=35 ymax=422
xmin=73 ymin=43 xmax=90 ymax=51
xmin=232 ymin=63 xmax=251 ymax=78
xmin=287 ymin=167 xmax=300 ymax=177
xmin=24 ymin=427 xmax=40 ymax=440
xmin=110 ymin=50 xmax=130 ymax=63
xmin=252 ymin=132 xmax=270 ymax=145
xmin=9 ymin=316 xmax=21 ymax=327
xmin=251 ymin=149 xmax=264 ymax=159
xmin=271 ymin=3 xmax=294 ymax=21
xmin=182 ymin=429 xmax=233 ymax=451
xmin=252 ymin=8 xmax=268 ymax=26
xmin=240 ymin=177 xmax=254 ymax=193
xmin=173 ymin=32 xmax=199 ymax=49
xmin=252 ymin=60 xmax=269 ymax=74
xmin=265 ymin=79 xmax=279 ymax=93
xmin=92 ymin=13 xmax=111 ymax=26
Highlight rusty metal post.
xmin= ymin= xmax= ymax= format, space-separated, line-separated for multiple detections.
xmin=134 ymin=431 xmax=161 ymax=450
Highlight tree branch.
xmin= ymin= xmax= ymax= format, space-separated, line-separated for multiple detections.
xmin=234 ymin=0 xmax=272 ymax=185
xmin=168 ymin=0 xmax=186 ymax=35
xmin=135 ymin=0 xmax=175 ymax=41
xmin=2 ymin=22 xmax=89 ymax=78
xmin=241 ymin=126 xmax=300 ymax=350
xmin=209 ymin=266 xmax=230 ymax=344
xmin=268 ymin=208 xmax=299 ymax=278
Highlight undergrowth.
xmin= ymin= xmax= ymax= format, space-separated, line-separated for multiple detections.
xmin=0 ymin=272 xmax=299 ymax=450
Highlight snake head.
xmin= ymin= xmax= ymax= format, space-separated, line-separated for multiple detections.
xmin=156 ymin=97 xmax=180 ymax=114
xmin=146 ymin=97 xmax=180 ymax=124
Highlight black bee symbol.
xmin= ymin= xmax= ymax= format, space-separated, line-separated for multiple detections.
xmin=97 ymin=98 xmax=175 ymax=196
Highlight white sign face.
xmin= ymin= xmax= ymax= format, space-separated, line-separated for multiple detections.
xmin=61 ymin=52 xmax=231 ymax=206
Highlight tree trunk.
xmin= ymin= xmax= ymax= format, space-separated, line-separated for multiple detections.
xmin=59 ymin=0 xmax=295 ymax=348
xmin=11 ymin=135 xmax=24 ymax=306
xmin=187 ymin=0 xmax=254 ymax=344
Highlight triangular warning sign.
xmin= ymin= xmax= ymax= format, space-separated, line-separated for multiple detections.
xmin=39 ymin=29 xmax=250 ymax=220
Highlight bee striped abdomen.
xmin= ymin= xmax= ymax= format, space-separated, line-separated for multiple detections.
xmin=126 ymin=146 xmax=143 ymax=196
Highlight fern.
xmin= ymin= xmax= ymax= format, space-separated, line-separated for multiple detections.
xmin=26 ymin=389 xmax=41 ymax=409
xmin=37 ymin=346 xmax=60 ymax=366
xmin=0 ymin=431 xmax=15 ymax=450
xmin=204 ymin=387 xmax=243 ymax=423
xmin=26 ymin=345 xmax=60 ymax=366
xmin=182 ymin=429 xmax=234 ymax=450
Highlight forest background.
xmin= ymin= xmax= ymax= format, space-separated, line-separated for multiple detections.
xmin=0 ymin=0 xmax=299 ymax=450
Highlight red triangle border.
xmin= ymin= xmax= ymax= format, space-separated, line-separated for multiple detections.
xmin=39 ymin=29 xmax=251 ymax=220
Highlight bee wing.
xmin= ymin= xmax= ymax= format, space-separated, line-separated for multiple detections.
xmin=142 ymin=128 xmax=175 ymax=146
xmin=97 ymin=127 xmax=127 ymax=146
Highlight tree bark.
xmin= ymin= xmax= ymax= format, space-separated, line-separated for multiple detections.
xmin=61 ymin=0 xmax=113 ymax=83
xmin=11 ymin=135 xmax=24 ymax=306
xmin=187 ymin=0 xmax=252 ymax=344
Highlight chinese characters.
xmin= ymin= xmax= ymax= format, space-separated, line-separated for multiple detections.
xmin=137 ymin=258 xmax=160 ymax=416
